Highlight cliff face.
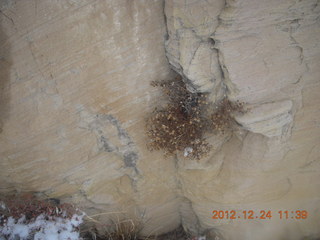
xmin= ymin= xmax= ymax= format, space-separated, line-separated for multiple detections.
xmin=165 ymin=0 xmax=320 ymax=239
xmin=0 ymin=0 xmax=320 ymax=239
xmin=0 ymin=0 xmax=180 ymax=234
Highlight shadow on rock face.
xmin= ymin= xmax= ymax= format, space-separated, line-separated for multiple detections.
xmin=0 ymin=17 xmax=12 ymax=133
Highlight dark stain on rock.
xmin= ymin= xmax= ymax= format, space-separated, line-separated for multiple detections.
xmin=123 ymin=151 xmax=138 ymax=168
xmin=103 ymin=114 xmax=133 ymax=145
xmin=88 ymin=113 xmax=139 ymax=169
xmin=99 ymin=135 xmax=115 ymax=152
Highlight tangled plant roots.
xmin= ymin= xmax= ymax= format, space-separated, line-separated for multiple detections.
xmin=146 ymin=76 xmax=245 ymax=160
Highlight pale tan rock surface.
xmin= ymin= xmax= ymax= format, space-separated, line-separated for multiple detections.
xmin=165 ymin=0 xmax=320 ymax=239
xmin=1 ymin=0 xmax=320 ymax=239
xmin=0 ymin=0 xmax=180 ymax=235
xmin=235 ymin=100 xmax=293 ymax=137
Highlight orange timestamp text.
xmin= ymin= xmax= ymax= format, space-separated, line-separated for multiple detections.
xmin=212 ymin=210 xmax=308 ymax=220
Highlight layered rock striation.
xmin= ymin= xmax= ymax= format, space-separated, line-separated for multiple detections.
xmin=0 ymin=0 xmax=319 ymax=239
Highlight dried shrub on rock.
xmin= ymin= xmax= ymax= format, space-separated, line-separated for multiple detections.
xmin=82 ymin=219 xmax=142 ymax=240
xmin=155 ymin=225 xmax=191 ymax=240
xmin=0 ymin=193 xmax=84 ymax=240
xmin=146 ymin=76 xmax=245 ymax=160
xmin=211 ymin=98 xmax=245 ymax=134
xmin=0 ymin=193 xmax=76 ymax=224
xmin=146 ymin=76 xmax=211 ymax=159
xmin=82 ymin=218 xmax=200 ymax=240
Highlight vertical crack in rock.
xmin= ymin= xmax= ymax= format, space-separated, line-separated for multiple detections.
xmin=288 ymin=19 xmax=307 ymax=68
xmin=163 ymin=1 xmax=185 ymax=229
xmin=163 ymin=0 xmax=231 ymax=234
xmin=164 ymin=0 xmax=226 ymax=95
xmin=287 ymin=33 xmax=307 ymax=136
xmin=162 ymin=0 xmax=169 ymax=42
xmin=210 ymin=0 xmax=238 ymax=98
xmin=172 ymin=155 xmax=202 ymax=235
xmin=179 ymin=197 xmax=202 ymax=236
xmin=282 ymin=4 xmax=311 ymax=135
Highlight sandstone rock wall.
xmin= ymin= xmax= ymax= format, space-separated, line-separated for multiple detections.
xmin=0 ymin=0 xmax=180 ymax=235
xmin=165 ymin=0 xmax=320 ymax=239
xmin=0 ymin=0 xmax=320 ymax=239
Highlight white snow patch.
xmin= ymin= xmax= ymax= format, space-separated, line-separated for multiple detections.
xmin=184 ymin=147 xmax=193 ymax=157
xmin=192 ymin=236 xmax=206 ymax=240
xmin=0 ymin=213 xmax=85 ymax=240
xmin=0 ymin=202 xmax=6 ymax=210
